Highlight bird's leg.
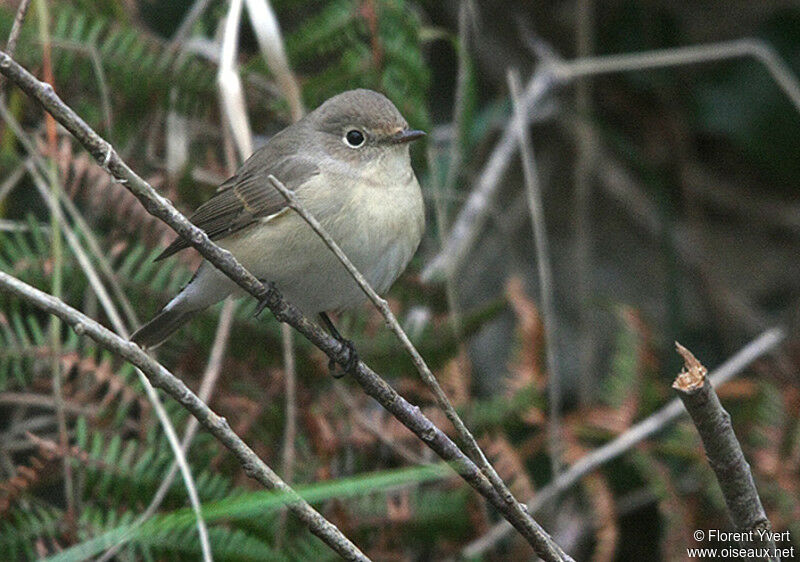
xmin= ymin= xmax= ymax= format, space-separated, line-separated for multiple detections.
xmin=319 ymin=312 xmax=358 ymax=378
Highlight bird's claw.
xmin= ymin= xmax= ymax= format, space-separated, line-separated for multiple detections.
xmin=254 ymin=281 xmax=278 ymax=317
xmin=329 ymin=338 xmax=358 ymax=378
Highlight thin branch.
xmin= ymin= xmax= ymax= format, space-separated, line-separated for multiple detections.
xmin=508 ymin=70 xmax=563 ymax=477
xmin=421 ymin=69 xmax=558 ymax=282
xmin=424 ymin=36 xmax=800 ymax=284
xmin=267 ymin=174 xmax=573 ymax=562
xmin=0 ymin=50 xmax=571 ymax=561
xmin=462 ymin=327 xmax=785 ymax=557
xmin=673 ymin=343 xmax=778 ymax=559
xmin=553 ymin=38 xmax=800 ymax=113
xmin=6 ymin=0 xmax=31 ymax=56
xmin=0 ymin=0 xmax=31 ymax=92
xmin=0 ymin=271 xmax=370 ymax=562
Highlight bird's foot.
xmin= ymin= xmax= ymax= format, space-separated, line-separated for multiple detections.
xmin=254 ymin=281 xmax=279 ymax=317
xmin=328 ymin=338 xmax=358 ymax=378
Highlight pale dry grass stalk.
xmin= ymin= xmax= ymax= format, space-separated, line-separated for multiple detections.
xmin=244 ymin=0 xmax=304 ymax=121
xmin=574 ymin=0 xmax=597 ymax=405
xmin=217 ymin=0 xmax=253 ymax=161
xmin=507 ymin=69 xmax=564 ymax=477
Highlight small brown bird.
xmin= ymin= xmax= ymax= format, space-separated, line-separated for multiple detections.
xmin=131 ymin=89 xmax=425 ymax=350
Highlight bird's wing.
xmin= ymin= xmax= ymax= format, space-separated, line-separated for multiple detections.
xmin=155 ymin=140 xmax=320 ymax=261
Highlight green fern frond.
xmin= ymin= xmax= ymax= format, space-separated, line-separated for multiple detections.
xmin=0 ymin=3 xmax=218 ymax=137
xmin=70 ymin=416 xmax=235 ymax=510
xmin=277 ymin=0 xmax=430 ymax=130
xmin=0 ymin=504 xmax=63 ymax=560
xmin=602 ymin=310 xmax=641 ymax=408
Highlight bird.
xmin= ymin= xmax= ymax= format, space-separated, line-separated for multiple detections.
xmin=130 ymin=89 xmax=426 ymax=363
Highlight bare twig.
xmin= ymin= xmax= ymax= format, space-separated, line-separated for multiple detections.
xmin=0 ymin=271 xmax=370 ymax=562
xmin=552 ymin=39 xmax=800 ymax=113
xmin=673 ymin=343 xmax=778 ymax=559
xmin=463 ymin=327 xmax=785 ymax=557
xmin=267 ymin=174 xmax=573 ymax=561
xmin=424 ymin=37 xmax=800 ymax=283
xmin=6 ymin=0 xmax=31 ymax=55
xmin=421 ymin=69 xmax=557 ymax=282
xmin=508 ymin=70 xmax=563 ymax=477
xmin=0 ymin=50 xmax=571 ymax=561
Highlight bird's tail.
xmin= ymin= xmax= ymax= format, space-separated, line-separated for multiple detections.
xmin=130 ymin=307 xmax=197 ymax=349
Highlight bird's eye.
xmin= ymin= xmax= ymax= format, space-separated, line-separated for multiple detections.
xmin=344 ymin=129 xmax=365 ymax=147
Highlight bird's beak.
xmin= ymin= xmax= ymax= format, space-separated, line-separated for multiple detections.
xmin=389 ymin=129 xmax=426 ymax=144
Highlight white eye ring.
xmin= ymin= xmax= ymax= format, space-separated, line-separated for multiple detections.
xmin=344 ymin=129 xmax=366 ymax=148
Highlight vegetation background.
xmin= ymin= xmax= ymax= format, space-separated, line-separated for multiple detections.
xmin=0 ymin=0 xmax=798 ymax=560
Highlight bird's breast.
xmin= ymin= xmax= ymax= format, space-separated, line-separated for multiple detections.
xmin=221 ymin=161 xmax=424 ymax=314
xmin=333 ymin=164 xmax=425 ymax=293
